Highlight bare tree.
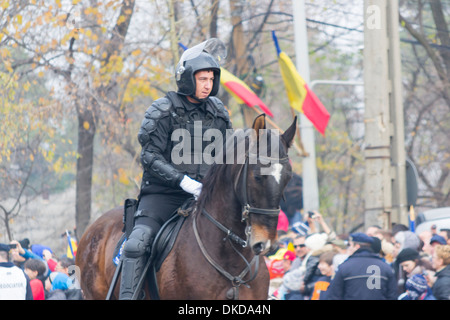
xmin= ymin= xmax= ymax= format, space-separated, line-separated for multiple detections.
xmin=400 ymin=0 xmax=450 ymax=208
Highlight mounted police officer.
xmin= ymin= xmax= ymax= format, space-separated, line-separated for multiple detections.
xmin=119 ymin=39 xmax=232 ymax=300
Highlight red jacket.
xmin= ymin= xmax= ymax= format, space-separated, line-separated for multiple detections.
xmin=30 ymin=279 xmax=45 ymax=300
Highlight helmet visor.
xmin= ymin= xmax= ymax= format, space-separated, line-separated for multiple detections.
xmin=178 ymin=38 xmax=227 ymax=67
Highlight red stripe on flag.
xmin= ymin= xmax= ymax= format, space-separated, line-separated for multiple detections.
xmin=224 ymin=81 xmax=274 ymax=117
xmin=302 ymin=85 xmax=330 ymax=135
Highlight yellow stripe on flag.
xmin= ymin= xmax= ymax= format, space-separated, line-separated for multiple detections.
xmin=278 ymin=52 xmax=308 ymax=113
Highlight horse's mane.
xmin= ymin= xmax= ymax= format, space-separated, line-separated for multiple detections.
xmin=195 ymin=163 xmax=227 ymax=212
xmin=195 ymin=128 xmax=253 ymax=213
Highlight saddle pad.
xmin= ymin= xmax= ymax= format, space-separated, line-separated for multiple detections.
xmin=112 ymin=213 xmax=187 ymax=270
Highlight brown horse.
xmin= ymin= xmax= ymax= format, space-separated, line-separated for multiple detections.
xmin=76 ymin=114 xmax=297 ymax=299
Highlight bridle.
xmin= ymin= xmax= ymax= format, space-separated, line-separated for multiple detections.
xmin=236 ymin=153 xmax=289 ymax=222
xmin=192 ymin=152 xmax=289 ymax=299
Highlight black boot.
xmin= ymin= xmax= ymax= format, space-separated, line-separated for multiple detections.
xmin=119 ymin=225 xmax=155 ymax=300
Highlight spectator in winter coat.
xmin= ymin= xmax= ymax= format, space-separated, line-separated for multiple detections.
xmin=325 ymin=233 xmax=397 ymax=300
xmin=395 ymin=247 xmax=434 ymax=293
xmin=431 ymin=245 xmax=450 ymax=300
xmin=301 ymin=233 xmax=328 ymax=298
xmin=397 ymin=248 xmax=433 ymax=278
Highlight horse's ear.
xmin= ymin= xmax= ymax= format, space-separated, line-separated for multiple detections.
xmin=252 ymin=113 xmax=266 ymax=132
xmin=282 ymin=116 xmax=297 ymax=148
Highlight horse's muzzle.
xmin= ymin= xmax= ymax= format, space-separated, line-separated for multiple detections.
xmin=249 ymin=219 xmax=278 ymax=255
xmin=249 ymin=226 xmax=276 ymax=255
xmin=251 ymin=240 xmax=273 ymax=255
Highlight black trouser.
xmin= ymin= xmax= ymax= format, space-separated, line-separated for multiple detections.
xmin=119 ymin=192 xmax=191 ymax=299
xmin=135 ymin=192 xmax=191 ymax=231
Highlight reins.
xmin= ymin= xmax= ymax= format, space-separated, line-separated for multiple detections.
xmin=192 ymin=211 xmax=259 ymax=300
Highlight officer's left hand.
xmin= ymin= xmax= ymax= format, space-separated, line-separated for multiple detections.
xmin=180 ymin=175 xmax=203 ymax=199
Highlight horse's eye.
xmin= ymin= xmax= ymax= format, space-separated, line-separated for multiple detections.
xmin=254 ymin=175 xmax=262 ymax=182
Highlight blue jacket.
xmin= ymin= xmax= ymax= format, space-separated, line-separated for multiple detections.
xmin=325 ymin=249 xmax=397 ymax=300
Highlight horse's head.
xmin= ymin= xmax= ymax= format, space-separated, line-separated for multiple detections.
xmin=234 ymin=114 xmax=297 ymax=255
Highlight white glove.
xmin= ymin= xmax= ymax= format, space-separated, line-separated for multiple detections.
xmin=179 ymin=175 xmax=203 ymax=199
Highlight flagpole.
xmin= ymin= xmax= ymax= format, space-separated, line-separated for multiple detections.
xmin=293 ymin=0 xmax=320 ymax=213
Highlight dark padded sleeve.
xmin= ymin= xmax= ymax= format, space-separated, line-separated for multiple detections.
xmin=138 ymin=98 xmax=184 ymax=188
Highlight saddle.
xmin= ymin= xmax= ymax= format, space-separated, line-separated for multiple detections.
xmin=110 ymin=198 xmax=194 ymax=299
xmin=150 ymin=200 xmax=192 ymax=272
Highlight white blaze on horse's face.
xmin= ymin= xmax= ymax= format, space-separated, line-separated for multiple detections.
xmin=260 ymin=162 xmax=284 ymax=183
xmin=270 ymin=163 xmax=283 ymax=184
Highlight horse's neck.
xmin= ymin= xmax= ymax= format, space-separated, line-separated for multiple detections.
xmin=202 ymin=180 xmax=247 ymax=244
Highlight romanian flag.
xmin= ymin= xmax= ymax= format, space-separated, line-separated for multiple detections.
xmin=220 ymin=67 xmax=274 ymax=117
xmin=272 ymin=31 xmax=330 ymax=135
xmin=66 ymin=230 xmax=77 ymax=259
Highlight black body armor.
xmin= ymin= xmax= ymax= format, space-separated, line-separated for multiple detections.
xmin=137 ymin=91 xmax=232 ymax=196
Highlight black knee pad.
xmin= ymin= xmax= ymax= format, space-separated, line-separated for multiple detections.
xmin=123 ymin=225 xmax=153 ymax=258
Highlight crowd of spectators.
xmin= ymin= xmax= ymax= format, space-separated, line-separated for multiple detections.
xmin=267 ymin=211 xmax=450 ymax=300
xmin=0 ymin=234 xmax=82 ymax=300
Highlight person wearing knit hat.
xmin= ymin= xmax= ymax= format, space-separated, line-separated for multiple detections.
xmin=45 ymin=271 xmax=72 ymax=292
xmin=281 ymin=249 xmax=295 ymax=269
xmin=283 ymin=250 xmax=296 ymax=262
xmin=397 ymin=248 xmax=420 ymax=265
xmin=397 ymin=248 xmax=433 ymax=280
xmin=395 ymin=247 xmax=434 ymax=293
xmin=393 ymin=231 xmax=420 ymax=259
xmin=282 ymin=250 xmax=296 ymax=274
xmin=398 ymin=274 xmax=435 ymax=300
xmin=305 ymin=233 xmax=328 ymax=252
